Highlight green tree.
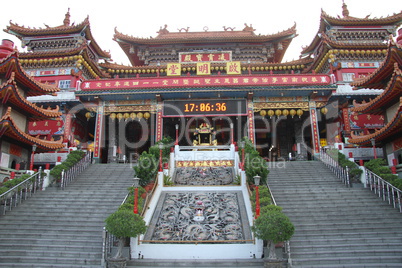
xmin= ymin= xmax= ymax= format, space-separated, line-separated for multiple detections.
xmin=240 ymin=137 xmax=269 ymax=185
xmin=104 ymin=210 xmax=147 ymax=259
xmin=133 ymin=151 xmax=158 ymax=186
xmin=251 ymin=210 xmax=295 ymax=259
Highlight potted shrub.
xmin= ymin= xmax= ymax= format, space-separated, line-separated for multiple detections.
xmin=251 ymin=210 xmax=294 ymax=263
xmin=104 ymin=210 xmax=147 ymax=268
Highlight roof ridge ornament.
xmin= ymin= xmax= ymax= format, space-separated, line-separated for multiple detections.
xmin=243 ymin=23 xmax=255 ymax=32
xmin=63 ymin=8 xmax=71 ymax=26
xmin=178 ymin=27 xmax=189 ymax=32
xmin=157 ymin=25 xmax=169 ymax=35
xmin=223 ymin=26 xmax=235 ymax=31
xmin=342 ymin=1 xmax=350 ymax=18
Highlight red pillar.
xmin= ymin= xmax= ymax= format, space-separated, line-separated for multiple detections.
xmin=391 ymin=159 xmax=397 ymax=174
xmin=159 ymin=148 xmax=163 ymax=172
xmin=255 ymin=185 xmax=260 ymax=219
xmin=133 ymin=187 xmax=138 ymax=214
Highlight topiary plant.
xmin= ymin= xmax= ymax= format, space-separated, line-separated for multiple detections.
xmin=251 ymin=210 xmax=295 ymax=259
xmin=104 ymin=210 xmax=147 ymax=260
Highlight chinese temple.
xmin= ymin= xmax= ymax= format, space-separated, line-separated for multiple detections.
xmin=0 ymin=39 xmax=64 ymax=170
xmin=348 ymin=28 xmax=402 ymax=164
xmin=1 ymin=2 xmax=401 ymax=166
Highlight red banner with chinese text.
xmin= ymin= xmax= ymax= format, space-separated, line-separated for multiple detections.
xmin=349 ymin=111 xmax=385 ymax=129
xmin=309 ymin=108 xmax=320 ymax=154
xmin=81 ymin=74 xmax=331 ymax=90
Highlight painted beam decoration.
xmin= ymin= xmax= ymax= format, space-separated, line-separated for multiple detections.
xmin=81 ymin=74 xmax=331 ymax=91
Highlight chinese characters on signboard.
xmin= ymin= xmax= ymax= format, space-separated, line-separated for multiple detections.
xmin=82 ymin=75 xmax=331 ymax=90
xmin=179 ymin=51 xmax=232 ymax=63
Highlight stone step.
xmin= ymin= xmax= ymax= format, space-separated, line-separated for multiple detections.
xmin=0 ymin=256 xmax=100 ymax=265
xmin=126 ymin=259 xmax=265 ymax=267
xmin=292 ymin=255 xmax=402 ymax=266
xmin=292 ymin=248 xmax=402 ymax=258
xmin=268 ymin=160 xmax=402 ymax=267
xmin=0 ymin=249 xmax=101 ymax=258
xmin=0 ymin=236 xmax=101 ymax=245
xmin=0 ymin=163 xmax=134 ymax=267
xmin=292 ymin=242 xmax=402 ymax=252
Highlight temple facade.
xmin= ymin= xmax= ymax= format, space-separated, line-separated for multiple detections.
xmin=0 ymin=39 xmax=64 ymax=173
xmin=1 ymin=3 xmax=401 ymax=167
xmin=348 ymin=28 xmax=402 ymax=165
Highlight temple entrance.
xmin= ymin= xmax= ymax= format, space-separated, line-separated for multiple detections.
xmin=255 ymin=113 xmax=312 ymax=161
xmin=103 ymin=116 xmax=152 ymax=163
xmin=163 ymin=116 xmax=247 ymax=146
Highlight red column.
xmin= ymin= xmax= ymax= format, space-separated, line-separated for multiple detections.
xmin=255 ymin=185 xmax=260 ymax=219
xmin=175 ymin=124 xmax=179 ymax=146
xmin=159 ymin=148 xmax=163 ymax=172
xmin=133 ymin=187 xmax=138 ymax=214
xmin=391 ymin=159 xmax=397 ymax=174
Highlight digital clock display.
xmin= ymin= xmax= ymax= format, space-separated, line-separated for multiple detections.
xmin=163 ymin=99 xmax=247 ymax=117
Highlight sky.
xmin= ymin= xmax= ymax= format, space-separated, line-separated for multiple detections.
xmin=0 ymin=0 xmax=400 ymax=66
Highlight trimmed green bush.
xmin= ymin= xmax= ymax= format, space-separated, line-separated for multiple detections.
xmin=104 ymin=210 xmax=147 ymax=259
xmin=365 ymin=158 xmax=400 ymax=189
xmin=240 ymin=137 xmax=269 ymax=185
xmin=251 ymin=210 xmax=294 ymax=259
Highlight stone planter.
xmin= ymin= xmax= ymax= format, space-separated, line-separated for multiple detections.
xmin=107 ymin=257 xmax=127 ymax=268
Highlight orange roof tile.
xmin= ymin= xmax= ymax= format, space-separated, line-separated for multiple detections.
xmin=351 ymin=63 xmax=402 ymax=114
xmin=4 ymin=10 xmax=110 ymax=59
xmin=114 ymin=24 xmax=297 ymax=44
xmin=0 ymin=51 xmax=59 ymax=95
xmin=1 ymin=74 xmax=62 ymax=119
xmin=351 ymin=40 xmax=402 ymax=89
xmin=114 ymin=24 xmax=297 ymax=66
xmin=348 ymin=97 xmax=402 ymax=145
xmin=0 ymin=107 xmax=64 ymax=151
xmin=301 ymin=3 xmax=402 ymax=55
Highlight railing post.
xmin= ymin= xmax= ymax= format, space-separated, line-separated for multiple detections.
xmin=61 ymin=169 xmax=65 ymax=190
xmin=101 ymin=227 xmax=107 ymax=267
xmin=345 ymin=166 xmax=350 ymax=186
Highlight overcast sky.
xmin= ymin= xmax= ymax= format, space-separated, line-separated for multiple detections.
xmin=0 ymin=0 xmax=400 ymax=65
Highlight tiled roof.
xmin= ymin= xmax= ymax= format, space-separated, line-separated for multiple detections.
xmin=114 ymin=24 xmax=297 ymax=44
xmin=351 ymin=63 xmax=402 ymax=114
xmin=320 ymin=33 xmax=388 ymax=49
xmin=0 ymin=51 xmax=59 ymax=95
xmin=4 ymin=10 xmax=110 ymax=59
xmin=1 ymin=74 xmax=62 ymax=119
xmin=332 ymin=84 xmax=383 ymax=96
xmin=0 ymin=107 xmax=64 ymax=151
xmin=301 ymin=3 xmax=402 ymax=55
xmin=351 ymin=40 xmax=402 ymax=89
xmin=348 ymin=97 xmax=402 ymax=145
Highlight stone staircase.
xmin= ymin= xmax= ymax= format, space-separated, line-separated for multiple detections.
xmin=0 ymin=163 xmax=134 ymax=267
xmin=268 ymin=160 xmax=402 ymax=267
